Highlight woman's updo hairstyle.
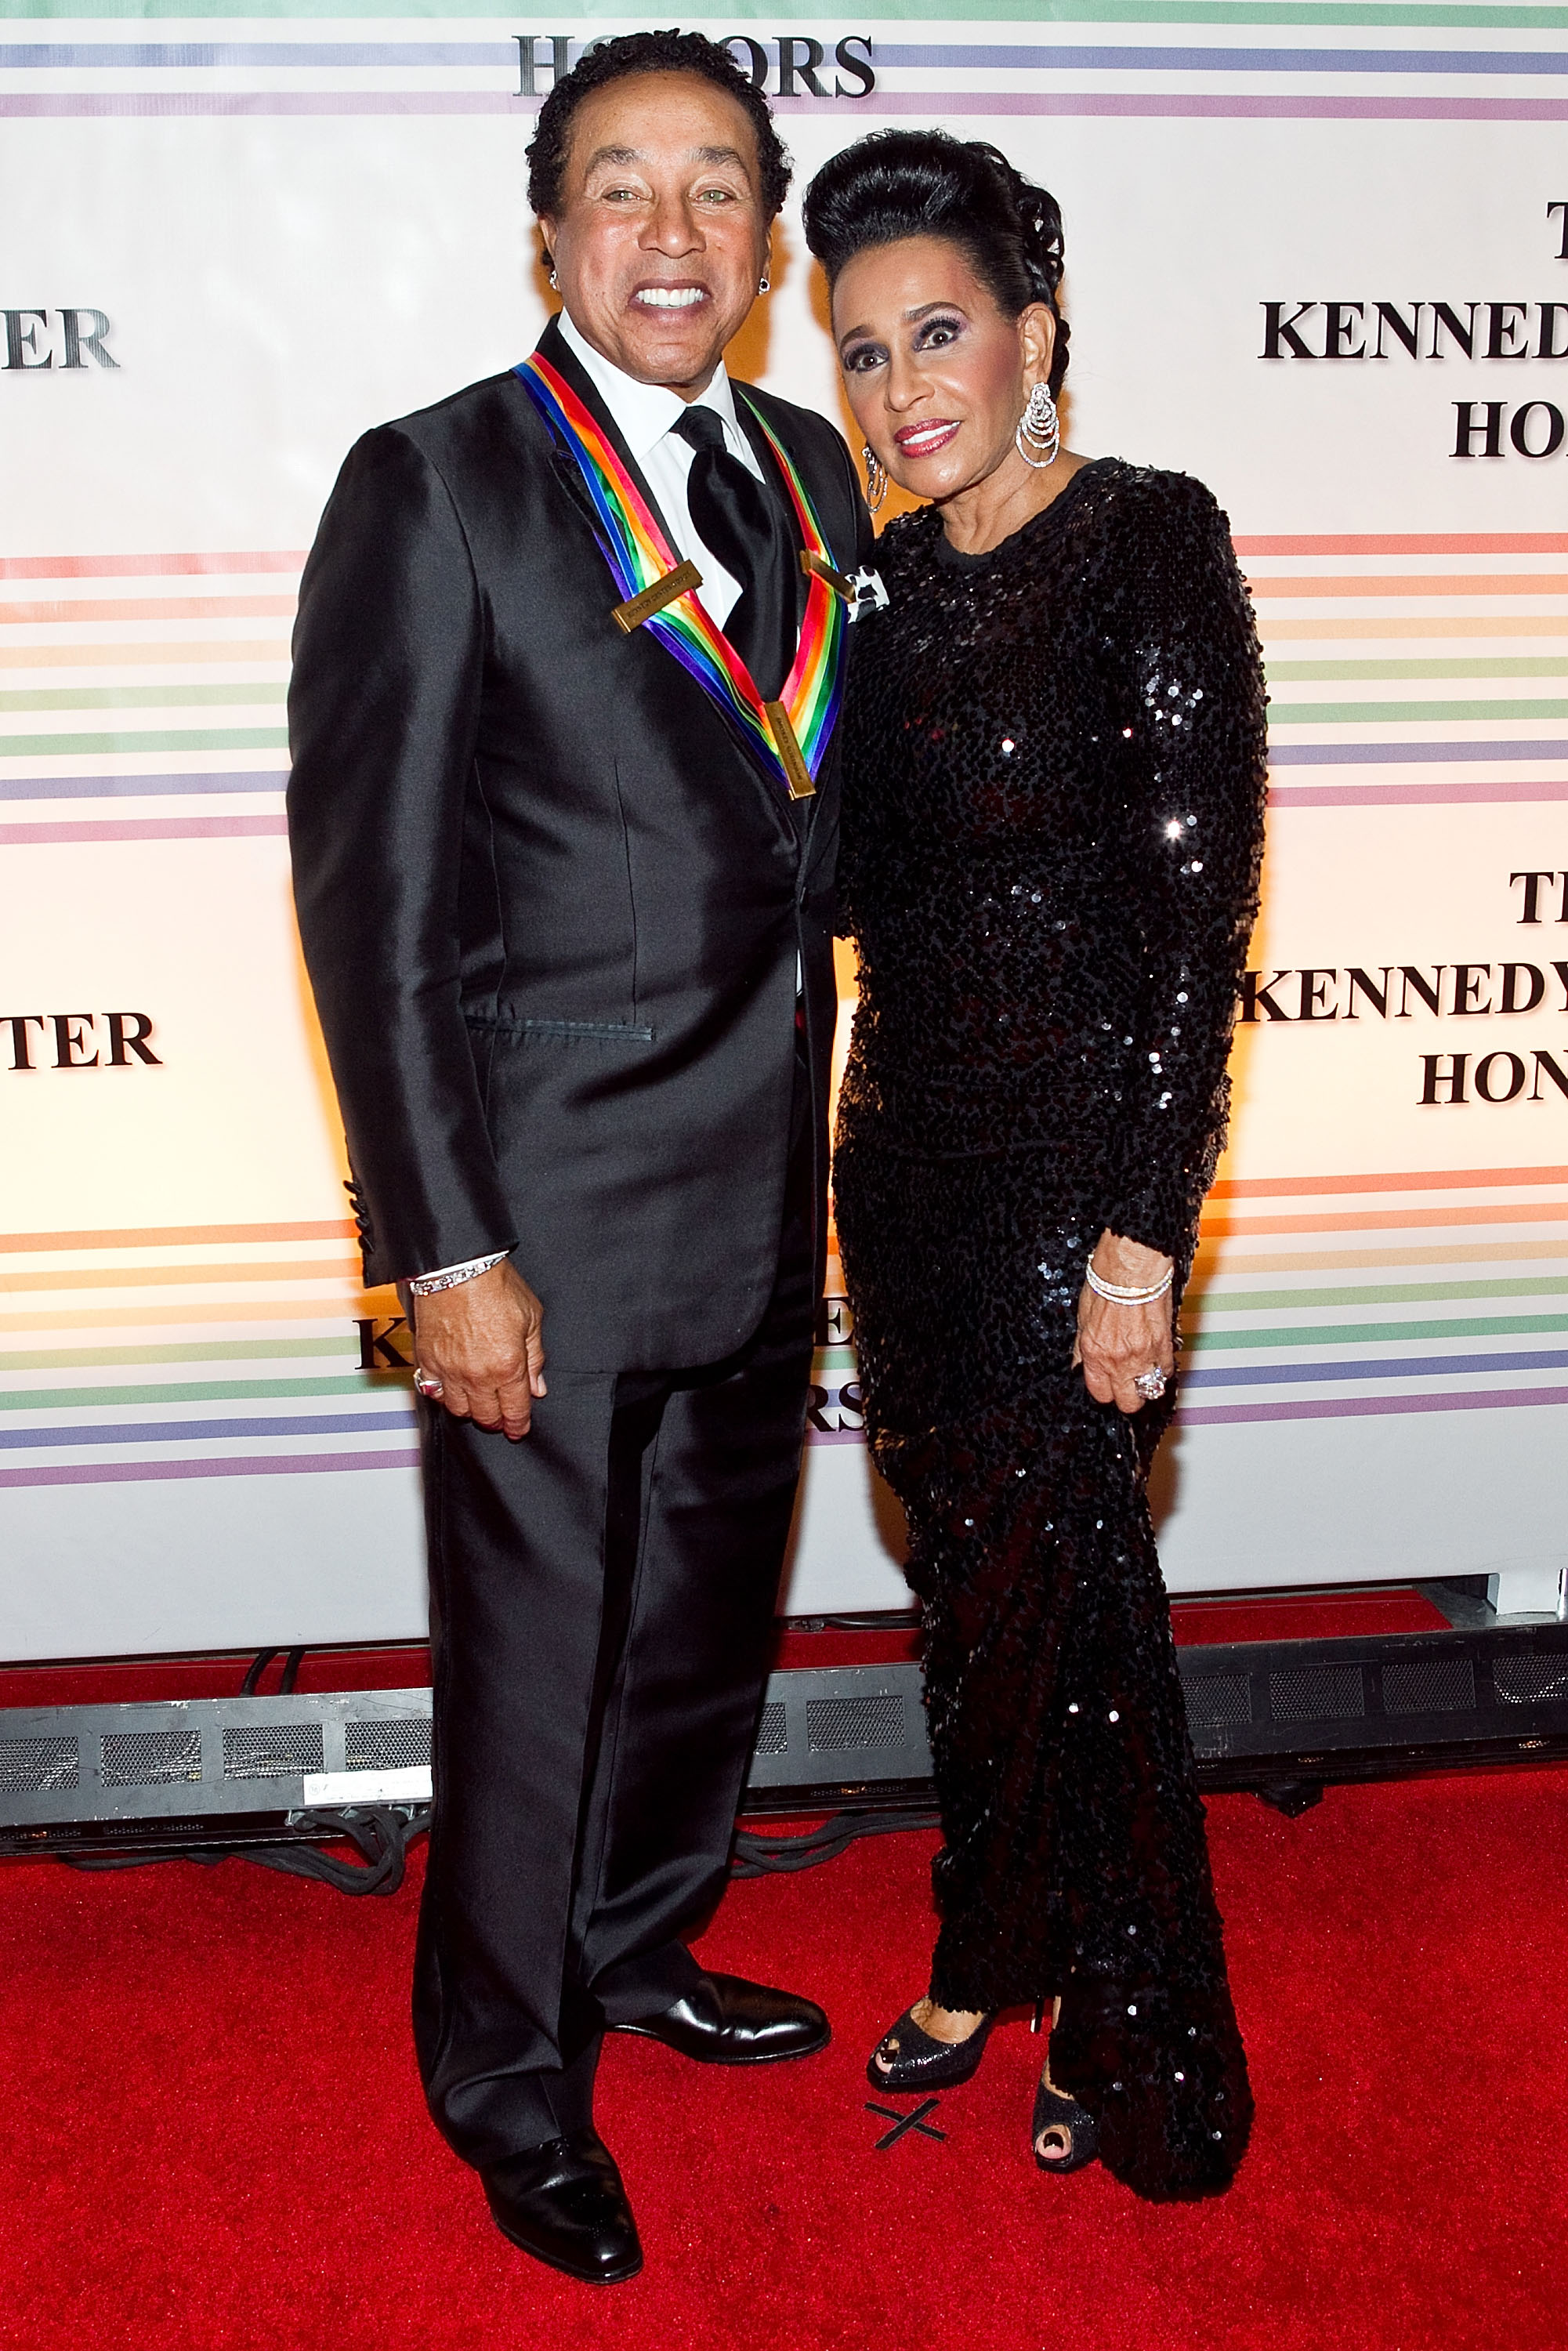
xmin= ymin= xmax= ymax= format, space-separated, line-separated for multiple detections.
xmin=802 ymin=129 xmax=1070 ymax=395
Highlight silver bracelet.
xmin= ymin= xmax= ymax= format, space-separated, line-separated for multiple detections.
xmin=1085 ymin=1262 xmax=1174 ymax=1306
xmin=407 ymin=1249 xmax=511 ymax=1297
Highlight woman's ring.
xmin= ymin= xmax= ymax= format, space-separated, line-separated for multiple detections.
xmin=413 ymin=1368 xmax=444 ymax=1400
xmin=1133 ymin=1367 xmax=1168 ymax=1403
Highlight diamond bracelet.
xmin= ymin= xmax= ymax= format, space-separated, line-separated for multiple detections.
xmin=1084 ymin=1262 xmax=1174 ymax=1306
xmin=407 ymin=1249 xmax=512 ymax=1298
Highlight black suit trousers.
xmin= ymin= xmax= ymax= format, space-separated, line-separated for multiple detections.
xmin=411 ymin=1049 xmax=815 ymax=2165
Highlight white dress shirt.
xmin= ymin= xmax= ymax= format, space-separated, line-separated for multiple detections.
xmin=557 ymin=307 xmax=765 ymax=631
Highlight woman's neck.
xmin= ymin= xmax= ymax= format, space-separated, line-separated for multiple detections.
xmin=937 ymin=445 xmax=1088 ymax=556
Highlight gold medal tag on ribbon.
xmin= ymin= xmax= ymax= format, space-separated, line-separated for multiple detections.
xmin=612 ymin=559 xmax=703 ymax=635
xmin=799 ymin=549 xmax=856 ymax=602
xmin=764 ymin=701 xmax=816 ymax=801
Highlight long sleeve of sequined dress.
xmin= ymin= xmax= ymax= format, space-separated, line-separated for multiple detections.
xmin=832 ymin=461 xmax=1267 ymax=2204
xmin=1096 ymin=484 xmax=1269 ymax=1260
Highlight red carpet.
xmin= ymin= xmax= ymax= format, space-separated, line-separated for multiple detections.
xmin=770 ymin=1588 xmax=1450 ymax=1672
xmin=0 ymin=1588 xmax=1452 ymax=1708
xmin=2 ymin=1766 xmax=1564 ymax=2350
xmin=1168 ymin=1588 xmax=1450 ymax=1645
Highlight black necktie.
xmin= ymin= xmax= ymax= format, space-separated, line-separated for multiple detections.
xmin=671 ymin=406 xmax=795 ymax=704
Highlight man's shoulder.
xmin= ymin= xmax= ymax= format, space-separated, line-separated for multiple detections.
xmin=368 ymin=368 xmax=538 ymax=460
xmin=327 ymin=368 xmax=559 ymax=524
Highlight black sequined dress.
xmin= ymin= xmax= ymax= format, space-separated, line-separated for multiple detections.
xmin=833 ymin=461 xmax=1268 ymax=2201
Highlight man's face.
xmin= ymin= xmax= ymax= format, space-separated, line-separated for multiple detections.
xmin=540 ymin=71 xmax=773 ymax=398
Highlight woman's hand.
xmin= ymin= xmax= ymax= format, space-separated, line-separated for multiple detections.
xmin=1074 ymin=1230 xmax=1175 ymax=1415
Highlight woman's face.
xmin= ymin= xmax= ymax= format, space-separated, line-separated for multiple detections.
xmin=831 ymin=234 xmax=1054 ymax=502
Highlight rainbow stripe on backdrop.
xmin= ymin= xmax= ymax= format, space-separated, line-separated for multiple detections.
xmin=515 ymin=353 xmax=846 ymax=804
xmin=1234 ymin=530 xmax=1568 ymax=807
xmin=4 ymin=13 xmax=1568 ymax=124
xmin=0 ymin=548 xmax=295 ymax=845
xmin=2 ymin=536 xmax=1566 ymax=1475
xmin=806 ymin=1165 xmax=1568 ymax=1443
xmin=5 ymin=531 xmax=1566 ymax=830
xmin=0 ymin=1219 xmax=418 ymax=1489
xmin=3 ymin=1170 xmax=1566 ymax=1483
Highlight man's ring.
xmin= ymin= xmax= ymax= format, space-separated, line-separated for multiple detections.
xmin=1133 ymin=1367 xmax=1168 ymax=1403
xmin=413 ymin=1368 xmax=444 ymax=1400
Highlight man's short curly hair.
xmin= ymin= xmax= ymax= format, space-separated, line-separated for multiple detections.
xmin=526 ymin=29 xmax=792 ymax=226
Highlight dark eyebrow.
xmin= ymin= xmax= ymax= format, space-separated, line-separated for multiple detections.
xmin=581 ymin=143 xmax=751 ymax=174
xmin=838 ymin=301 xmax=967 ymax=351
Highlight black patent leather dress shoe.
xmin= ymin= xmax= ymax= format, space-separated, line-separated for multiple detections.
xmin=610 ymin=1970 xmax=831 ymax=2065
xmin=481 ymin=2130 xmax=643 ymax=2284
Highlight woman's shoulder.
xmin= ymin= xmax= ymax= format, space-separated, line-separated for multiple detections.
xmin=867 ymin=503 xmax=944 ymax=578
xmin=1072 ymin=461 xmax=1241 ymax=618
xmin=860 ymin=464 xmax=1233 ymax=588
xmin=1075 ymin=457 xmax=1229 ymax=542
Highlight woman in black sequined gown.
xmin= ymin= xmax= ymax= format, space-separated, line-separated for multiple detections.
xmin=802 ymin=135 xmax=1268 ymax=2201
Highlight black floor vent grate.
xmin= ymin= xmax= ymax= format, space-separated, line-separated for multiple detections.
xmin=1384 ymin=1657 xmax=1476 ymax=1715
xmin=0 ymin=1737 xmax=79 ymax=1794
xmin=1270 ymin=1665 xmax=1366 ymax=1722
xmin=1494 ymin=1655 xmax=1568 ymax=1704
xmin=806 ymin=1694 xmax=905 ymax=1753
xmin=101 ymin=1731 xmax=201 ymax=1788
xmin=1184 ymin=1673 xmax=1252 ymax=1729
xmin=5 ymin=1626 xmax=1568 ymax=1852
xmin=753 ymin=1702 xmax=788 ymax=1756
xmin=346 ymin=1719 xmax=430 ymax=1773
xmin=223 ymin=1725 xmax=324 ymax=1781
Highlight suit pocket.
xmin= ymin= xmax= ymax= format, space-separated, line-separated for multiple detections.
xmin=507 ymin=1017 xmax=654 ymax=1045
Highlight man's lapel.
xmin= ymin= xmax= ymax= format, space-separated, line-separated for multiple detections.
xmin=733 ymin=395 xmax=808 ymax=646
xmin=733 ymin=392 xmax=830 ymax=849
xmin=525 ymin=316 xmax=802 ymax=835
xmin=533 ymin=313 xmax=688 ymax=558
xmin=542 ymin=316 xmax=808 ymax=685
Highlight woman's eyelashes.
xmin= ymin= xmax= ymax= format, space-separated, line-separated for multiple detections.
xmin=840 ymin=313 xmax=971 ymax=375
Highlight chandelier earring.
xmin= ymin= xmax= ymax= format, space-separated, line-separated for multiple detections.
xmin=861 ymin=441 xmax=889 ymax=514
xmin=1015 ymin=379 xmax=1060 ymax=470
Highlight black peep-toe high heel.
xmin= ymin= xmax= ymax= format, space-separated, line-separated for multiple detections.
xmin=866 ymin=2006 xmax=994 ymax=2092
xmin=1031 ymin=2074 xmax=1100 ymax=2174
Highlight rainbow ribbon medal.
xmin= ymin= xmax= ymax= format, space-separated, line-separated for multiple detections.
xmin=516 ymin=352 xmax=848 ymax=803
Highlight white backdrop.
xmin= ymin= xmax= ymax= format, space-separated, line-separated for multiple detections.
xmin=4 ymin=10 xmax=1567 ymax=1655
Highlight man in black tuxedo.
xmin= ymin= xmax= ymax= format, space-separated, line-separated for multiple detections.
xmin=287 ymin=31 xmax=871 ymax=2285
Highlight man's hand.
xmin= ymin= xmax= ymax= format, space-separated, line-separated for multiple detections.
xmin=1073 ymin=1230 xmax=1175 ymax=1417
xmin=411 ymin=1259 xmax=546 ymax=1440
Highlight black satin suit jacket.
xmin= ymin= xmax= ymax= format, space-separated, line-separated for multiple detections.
xmin=287 ymin=319 xmax=871 ymax=1372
